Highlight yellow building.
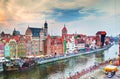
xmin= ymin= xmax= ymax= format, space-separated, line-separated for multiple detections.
xmin=9 ymin=39 xmax=18 ymax=58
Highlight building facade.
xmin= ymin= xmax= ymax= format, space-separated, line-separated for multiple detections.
xmin=0 ymin=41 xmax=4 ymax=57
xmin=45 ymin=36 xmax=63 ymax=56
xmin=96 ymin=31 xmax=106 ymax=47
xmin=17 ymin=36 xmax=26 ymax=57
xmin=25 ymin=21 xmax=48 ymax=56
xmin=4 ymin=43 xmax=10 ymax=57
xmin=9 ymin=39 xmax=17 ymax=58
xmin=66 ymin=35 xmax=76 ymax=53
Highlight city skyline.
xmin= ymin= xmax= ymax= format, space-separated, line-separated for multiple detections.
xmin=0 ymin=0 xmax=120 ymax=36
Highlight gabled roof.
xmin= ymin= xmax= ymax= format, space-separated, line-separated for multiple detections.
xmin=3 ymin=38 xmax=11 ymax=43
xmin=29 ymin=27 xmax=43 ymax=37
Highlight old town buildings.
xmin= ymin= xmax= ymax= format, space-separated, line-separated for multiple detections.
xmin=0 ymin=21 xmax=109 ymax=59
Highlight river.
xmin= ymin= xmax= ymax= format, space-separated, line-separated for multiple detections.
xmin=0 ymin=44 xmax=119 ymax=79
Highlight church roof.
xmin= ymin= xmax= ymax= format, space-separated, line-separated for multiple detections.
xmin=29 ymin=27 xmax=43 ymax=37
xmin=62 ymin=26 xmax=67 ymax=31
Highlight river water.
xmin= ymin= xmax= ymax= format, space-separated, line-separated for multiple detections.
xmin=0 ymin=44 xmax=119 ymax=79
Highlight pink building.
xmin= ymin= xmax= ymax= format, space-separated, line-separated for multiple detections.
xmin=0 ymin=41 xmax=5 ymax=57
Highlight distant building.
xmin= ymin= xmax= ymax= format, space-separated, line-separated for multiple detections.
xmin=1 ymin=31 xmax=5 ymax=37
xmin=13 ymin=28 xmax=20 ymax=36
xmin=0 ymin=31 xmax=11 ymax=40
xmin=105 ymin=36 xmax=110 ymax=45
xmin=66 ymin=34 xmax=75 ymax=53
xmin=25 ymin=21 xmax=48 ymax=56
xmin=96 ymin=31 xmax=106 ymax=47
xmin=86 ymin=36 xmax=96 ymax=49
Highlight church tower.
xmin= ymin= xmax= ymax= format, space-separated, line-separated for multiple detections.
xmin=44 ymin=20 xmax=48 ymax=37
xmin=62 ymin=24 xmax=67 ymax=54
xmin=62 ymin=24 xmax=67 ymax=37
xmin=13 ymin=28 xmax=16 ymax=36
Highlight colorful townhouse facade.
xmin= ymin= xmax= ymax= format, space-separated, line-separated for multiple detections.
xmin=17 ymin=35 xmax=26 ymax=57
xmin=45 ymin=35 xmax=64 ymax=57
xmin=4 ymin=43 xmax=10 ymax=58
xmin=9 ymin=38 xmax=17 ymax=58
xmin=0 ymin=41 xmax=4 ymax=57
xmin=66 ymin=34 xmax=76 ymax=53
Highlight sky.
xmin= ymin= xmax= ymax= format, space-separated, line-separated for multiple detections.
xmin=0 ymin=0 xmax=120 ymax=36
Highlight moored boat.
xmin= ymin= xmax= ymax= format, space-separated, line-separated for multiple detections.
xmin=19 ymin=59 xmax=37 ymax=71
xmin=3 ymin=61 xmax=20 ymax=72
xmin=0 ymin=62 xmax=3 ymax=73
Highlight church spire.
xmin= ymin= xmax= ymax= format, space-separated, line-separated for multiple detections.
xmin=44 ymin=20 xmax=48 ymax=29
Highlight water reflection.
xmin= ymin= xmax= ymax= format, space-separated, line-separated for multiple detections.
xmin=0 ymin=44 xmax=118 ymax=79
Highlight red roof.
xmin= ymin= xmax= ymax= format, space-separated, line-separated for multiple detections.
xmin=2 ymin=38 xmax=10 ymax=43
xmin=13 ymin=35 xmax=19 ymax=42
xmin=62 ymin=26 xmax=67 ymax=31
xmin=96 ymin=31 xmax=106 ymax=35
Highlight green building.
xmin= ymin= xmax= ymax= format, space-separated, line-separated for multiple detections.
xmin=4 ymin=43 xmax=10 ymax=57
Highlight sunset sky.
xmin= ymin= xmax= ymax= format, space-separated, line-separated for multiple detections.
xmin=0 ymin=0 xmax=120 ymax=36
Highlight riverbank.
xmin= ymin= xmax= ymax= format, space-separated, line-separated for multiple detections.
xmin=0 ymin=44 xmax=117 ymax=79
xmin=38 ymin=44 xmax=113 ymax=64
xmin=0 ymin=44 xmax=113 ymax=73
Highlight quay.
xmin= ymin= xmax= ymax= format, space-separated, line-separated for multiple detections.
xmin=38 ymin=44 xmax=113 ymax=64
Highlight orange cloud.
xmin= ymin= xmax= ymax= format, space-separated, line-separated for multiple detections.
xmin=0 ymin=10 xmax=5 ymax=22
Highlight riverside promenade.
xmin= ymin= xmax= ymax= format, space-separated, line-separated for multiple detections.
xmin=38 ymin=44 xmax=113 ymax=64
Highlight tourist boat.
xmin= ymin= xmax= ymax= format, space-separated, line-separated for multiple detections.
xmin=3 ymin=61 xmax=20 ymax=72
xmin=0 ymin=62 xmax=3 ymax=72
xmin=19 ymin=59 xmax=37 ymax=71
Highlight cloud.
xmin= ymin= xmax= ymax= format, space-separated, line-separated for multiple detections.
xmin=0 ymin=0 xmax=99 ymax=22
xmin=48 ymin=8 xmax=104 ymax=22
xmin=0 ymin=0 xmax=120 ymax=36
xmin=0 ymin=0 xmax=100 ymax=32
